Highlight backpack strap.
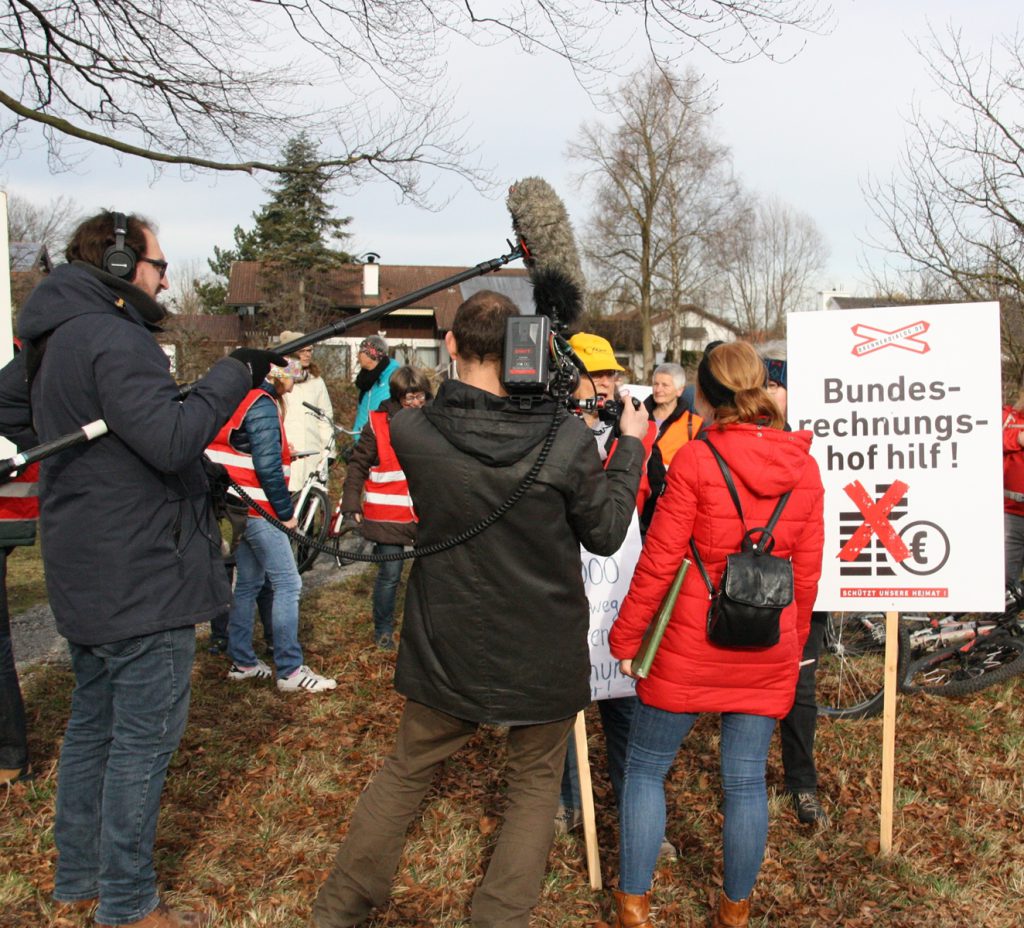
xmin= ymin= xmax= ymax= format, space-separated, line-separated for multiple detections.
xmin=692 ymin=435 xmax=792 ymax=580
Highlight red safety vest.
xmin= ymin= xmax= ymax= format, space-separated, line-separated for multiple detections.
xmin=206 ymin=389 xmax=291 ymax=519
xmin=362 ymin=410 xmax=417 ymax=524
xmin=0 ymin=461 xmax=39 ymax=545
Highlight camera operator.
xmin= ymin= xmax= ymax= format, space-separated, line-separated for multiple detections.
xmin=313 ymin=291 xmax=648 ymax=928
xmin=0 ymin=210 xmax=284 ymax=928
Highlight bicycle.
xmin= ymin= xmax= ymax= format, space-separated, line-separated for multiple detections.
xmin=289 ymin=402 xmax=351 ymax=573
xmin=816 ymin=585 xmax=1024 ymax=720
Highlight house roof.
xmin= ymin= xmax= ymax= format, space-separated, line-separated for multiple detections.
xmin=162 ymin=313 xmax=243 ymax=341
xmin=828 ymin=296 xmax=954 ymax=310
xmin=225 ymin=261 xmax=532 ymax=331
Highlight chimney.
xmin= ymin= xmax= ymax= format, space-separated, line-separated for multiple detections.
xmin=363 ymin=253 xmax=380 ymax=298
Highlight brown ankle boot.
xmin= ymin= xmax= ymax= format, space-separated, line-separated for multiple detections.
xmin=611 ymin=890 xmax=652 ymax=927
xmin=710 ymin=893 xmax=750 ymax=928
xmin=96 ymin=903 xmax=209 ymax=928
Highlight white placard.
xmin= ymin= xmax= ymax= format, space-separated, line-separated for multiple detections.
xmin=583 ymin=512 xmax=641 ymax=701
xmin=788 ymin=303 xmax=1004 ymax=612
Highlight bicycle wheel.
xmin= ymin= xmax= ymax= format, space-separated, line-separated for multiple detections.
xmin=900 ymin=630 xmax=1024 ymax=698
xmin=817 ymin=611 xmax=889 ymax=720
xmin=292 ymin=487 xmax=329 ymax=574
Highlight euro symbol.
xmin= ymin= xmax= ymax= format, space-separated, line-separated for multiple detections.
xmin=908 ymin=531 xmax=928 ymax=564
xmin=897 ymin=520 xmax=949 ymax=576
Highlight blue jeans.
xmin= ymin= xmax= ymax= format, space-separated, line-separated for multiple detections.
xmin=211 ymin=570 xmax=274 ymax=646
xmin=371 ymin=545 xmax=403 ymax=640
xmin=228 ymin=517 xmax=303 ymax=677
xmin=619 ymin=703 xmax=776 ymax=901
xmin=560 ymin=695 xmax=636 ymax=809
xmin=0 ymin=548 xmax=28 ymax=772
xmin=54 ymin=627 xmax=195 ymax=925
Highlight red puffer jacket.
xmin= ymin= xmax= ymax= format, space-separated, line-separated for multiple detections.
xmin=609 ymin=423 xmax=824 ymax=718
xmin=1002 ymin=406 xmax=1024 ymax=517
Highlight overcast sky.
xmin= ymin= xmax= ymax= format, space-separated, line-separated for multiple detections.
xmin=2 ymin=0 xmax=1020 ymax=303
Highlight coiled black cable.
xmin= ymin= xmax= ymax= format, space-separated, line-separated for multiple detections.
xmin=228 ymin=393 xmax=568 ymax=563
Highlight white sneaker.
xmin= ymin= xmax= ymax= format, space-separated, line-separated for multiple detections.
xmin=276 ymin=665 xmax=337 ymax=693
xmin=227 ymin=660 xmax=271 ymax=681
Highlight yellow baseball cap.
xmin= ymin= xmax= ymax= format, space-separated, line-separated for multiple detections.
xmin=568 ymin=332 xmax=625 ymax=373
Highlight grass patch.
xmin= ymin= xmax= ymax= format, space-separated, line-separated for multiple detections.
xmin=2 ymin=569 xmax=1024 ymax=926
xmin=6 ymin=543 xmax=47 ymax=613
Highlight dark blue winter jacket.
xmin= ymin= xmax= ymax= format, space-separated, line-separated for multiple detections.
xmin=1 ymin=262 xmax=251 ymax=645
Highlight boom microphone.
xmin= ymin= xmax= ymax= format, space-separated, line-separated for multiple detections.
xmin=506 ymin=177 xmax=586 ymax=330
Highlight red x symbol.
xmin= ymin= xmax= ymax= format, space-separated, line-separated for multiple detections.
xmin=851 ymin=321 xmax=930 ymax=356
xmin=838 ymin=480 xmax=910 ymax=563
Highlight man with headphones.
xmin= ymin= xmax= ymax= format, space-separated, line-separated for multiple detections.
xmin=0 ymin=210 xmax=285 ymax=928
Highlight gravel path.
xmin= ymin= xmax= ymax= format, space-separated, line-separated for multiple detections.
xmin=11 ymin=553 xmax=368 ymax=671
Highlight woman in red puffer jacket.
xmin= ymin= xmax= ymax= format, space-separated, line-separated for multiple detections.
xmin=607 ymin=340 xmax=824 ymax=928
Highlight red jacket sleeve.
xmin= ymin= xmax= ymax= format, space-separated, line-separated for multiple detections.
xmin=609 ymin=446 xmax=700 ymax=659
xmin=791 ymin=458 xmax=825 ymax=651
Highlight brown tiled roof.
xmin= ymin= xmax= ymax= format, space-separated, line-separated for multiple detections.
xmin=225 ymin=262 xmax=530 ymax=330
xmin=163 ymin=313 xmax=243 ymax=341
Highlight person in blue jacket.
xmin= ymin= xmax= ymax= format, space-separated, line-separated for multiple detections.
xmin=352 ymin=335 xmax=399 ymax=436
xmin=209 ymin=360 xmax=337 ymax=695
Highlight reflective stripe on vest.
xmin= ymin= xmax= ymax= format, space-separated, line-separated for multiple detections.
xmin=207 ymin=389 xmax=291 ymax=518
xmin=362 ymin=410 xmax=417 ymax=524
xmin=0 ymin=462 xmax=40 ymax=522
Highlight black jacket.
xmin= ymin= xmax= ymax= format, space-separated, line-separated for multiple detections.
xmin=390 ymin=379 xmax=643 ymax=725
xmin=2 ymin=263 xmax=251 ymax=645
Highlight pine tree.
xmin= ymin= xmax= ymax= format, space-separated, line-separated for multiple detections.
xmin=199 ymin=134 xmax=353 ymax=324
xmin=254 ymin=134 xmax=352 ymax=270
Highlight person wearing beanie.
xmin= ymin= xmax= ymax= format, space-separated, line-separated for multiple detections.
xmin=276 ymin=331 xmax=335 ymax=491
xmin=757 ymin=339 xmax=829 ymax=829
xmin=353 ymin=335 xmax=399 ymax=437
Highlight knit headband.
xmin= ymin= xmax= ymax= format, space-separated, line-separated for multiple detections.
xmin=697 ymin=342 xmax=735 ymax=409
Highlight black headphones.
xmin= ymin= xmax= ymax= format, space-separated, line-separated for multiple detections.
xmin=102 ymin=212 xmax=137 ymax=279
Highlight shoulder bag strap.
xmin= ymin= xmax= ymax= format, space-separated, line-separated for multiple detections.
xmin=700 ymin=435 xmax=746 ymax=526
xmin=692 ymin=434 xmax=793 ymax=572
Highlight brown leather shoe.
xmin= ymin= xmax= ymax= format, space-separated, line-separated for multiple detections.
xmin=710 ymin=893 xmax=750 ymax=928
xmin=0 ymin=765 xmax=32 ymax=785
xmin=95 ymin=903 xmax=209 ymax=928
xmin=55 ymin=897 xmax=97 ymax=914
xmin=611 ymin=890 xmax=653 ymax=927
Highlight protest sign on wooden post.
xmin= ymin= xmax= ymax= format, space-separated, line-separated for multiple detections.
xmin=576 ymin=513 xmax=642 ymax=887
xmin=789 ymin=303 xmax=1003 ymax=855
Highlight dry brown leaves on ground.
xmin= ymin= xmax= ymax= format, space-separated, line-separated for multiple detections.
xmin=2 ymin=571 xmax=1023 ymax=926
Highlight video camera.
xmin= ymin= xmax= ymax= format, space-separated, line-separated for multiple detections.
xmin=500 ymin=314 xmax=581 ymax=407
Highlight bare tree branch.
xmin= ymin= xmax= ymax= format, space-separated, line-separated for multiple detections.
xmin=1 ymin=0 xmax=830 ymax=190
xmin=864 ymin=25 xmax=1024 ymax=381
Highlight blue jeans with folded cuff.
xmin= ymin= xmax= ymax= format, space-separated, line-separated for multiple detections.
xmin=619 ymin=702 xmax=776 ymax=902
xmin=371 ymin=544 xmax=403 ymax=641
xmin=228 ymin=516 xmax=303 ymax=678
xmin=53 ymin=626 xmax=194 ymax=926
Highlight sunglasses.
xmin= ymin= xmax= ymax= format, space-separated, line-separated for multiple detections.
xmin=139 ymin=257 xmax=169 ymax=276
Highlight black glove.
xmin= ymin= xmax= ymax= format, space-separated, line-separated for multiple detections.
xmin=229 ymin=348 xmax=289 ymax=388
xmin=337 ymin=513 xmax=362 ymax=536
